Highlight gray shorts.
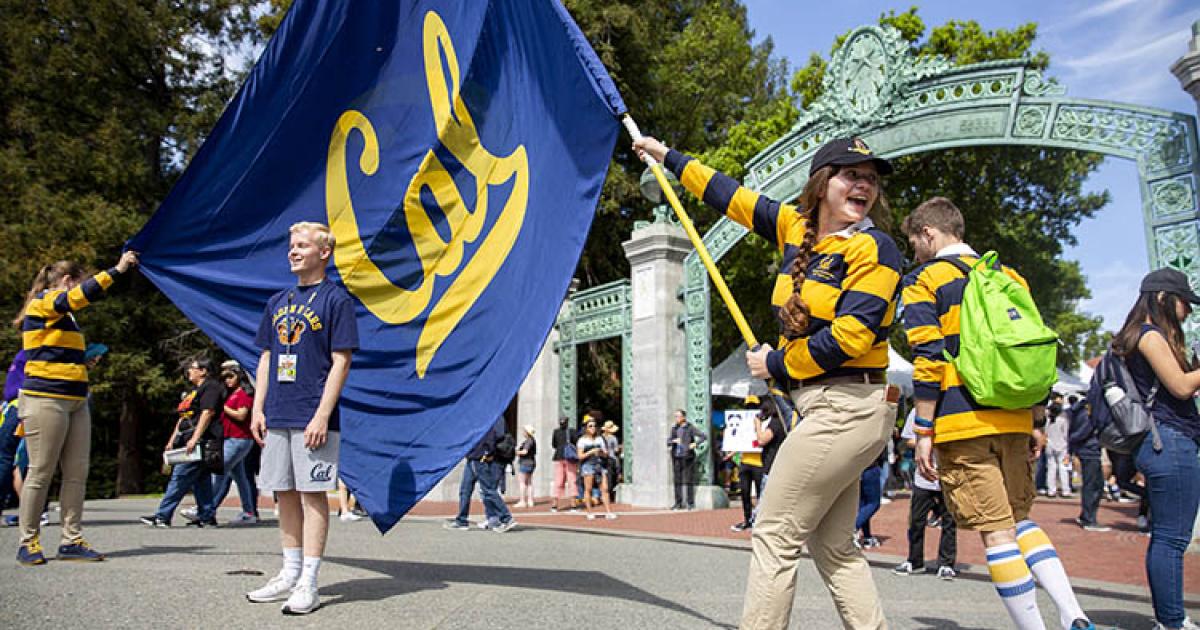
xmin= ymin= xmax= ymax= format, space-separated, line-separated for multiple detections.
xmin=259 ymin=428 xmax=340 ymax=493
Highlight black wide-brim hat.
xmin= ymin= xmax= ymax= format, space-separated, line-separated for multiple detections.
xmin=1140 ymin=268 xmax=1200 ymax=304
xmin=809 ymin=137 xmax=894 ymax=176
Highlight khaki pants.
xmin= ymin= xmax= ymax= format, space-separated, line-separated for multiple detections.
xmin=17 ymin=394 xmax=92 ymax=545
xmin=741 ymin=383 xmax=893 ymax=630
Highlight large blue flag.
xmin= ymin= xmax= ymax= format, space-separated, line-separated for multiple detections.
xmin=130 ymin=0 xmax=625 ymax=532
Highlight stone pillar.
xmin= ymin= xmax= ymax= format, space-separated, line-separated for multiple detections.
xmin=517 ymin=308 xmax=563 ymax=500
xmin=1171 ymin=21 xmax=1200 ymax=109
xmin=618 ymin=220 xmax=727 ymax=508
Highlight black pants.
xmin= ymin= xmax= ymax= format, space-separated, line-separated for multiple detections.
xmin=908 ymin=486 xmax=956 ymax=569
xmin=673 ymin=456 xmax=696 ymax=507
xmin=738 ymin=463 xmax=763 ymax=523
xmin=1111 ymin=450 xmax=1149 ymax=517
xmin=1078 ymin=455 xmax=1103 ymax=525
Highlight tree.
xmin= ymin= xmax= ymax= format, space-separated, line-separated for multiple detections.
xmin=0 ymin=0 xmax=259 ymax=495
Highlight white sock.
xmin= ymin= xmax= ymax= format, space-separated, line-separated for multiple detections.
xmin=1017 ymin=520 xmax=1087 ymax=628
xmin=987 ymin=542 xmax=1045 ymax=630
xmin=300 ymin=556 xmax=322 ymax=587
xmin=282 ymin=547 xmax=302 ymax=583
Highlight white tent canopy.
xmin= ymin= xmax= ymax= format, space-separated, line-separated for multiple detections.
xmin=710 ymin=343 xmax=915 ymax=398
xmin=1053 ymin=367 xmax=1089 ymax=395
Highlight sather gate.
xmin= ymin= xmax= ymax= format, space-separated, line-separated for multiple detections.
xmin=535 ymin=23 xmax=1200 ymax=502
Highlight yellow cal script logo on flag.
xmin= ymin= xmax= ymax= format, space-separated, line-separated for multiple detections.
xmin=325 ymin=11 xmax=530 ymax=378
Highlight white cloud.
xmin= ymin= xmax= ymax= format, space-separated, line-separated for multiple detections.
xmin=1043 ymin=0 xmax=1142 ymax=32
xmin=1077 ymin=259 xmax=1144 ymax=332
xmin=1046 ymin=0 xmax=1199 ymax=110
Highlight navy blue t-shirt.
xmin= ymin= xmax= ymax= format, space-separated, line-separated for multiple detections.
xmin=254 ymin=279 xmax=359 ymax=431
xmin=1127 ymin=324 xmax=1200 ymax=442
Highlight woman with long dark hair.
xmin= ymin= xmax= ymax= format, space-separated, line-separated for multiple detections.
xmin=15 ymin=252 xmax=138 ymax=565
xmin=1113 ymin=268 xmax=1200 ymax=630
xmin=634 ymin=136 xmax=901 ymax=629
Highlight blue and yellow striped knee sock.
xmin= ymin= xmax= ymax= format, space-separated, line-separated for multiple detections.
xmin=987 ymin=542 xmax=1045 ymax=630
xmin=1016 ymin=520 xmax=1087 ymax=628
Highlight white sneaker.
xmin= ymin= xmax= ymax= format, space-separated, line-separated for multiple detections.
xmin=246 ymin=571 xmax=297 ymax=603
xmin=339 ymin=512 xmax=363 ymax=522
xmin=229 ymin=512 xmax=258 ymax=525
xmin=281 ymin=582 xmax=321 ymax=615
xmin=494 ymin=519 xmax=517 ymax=533
xmin=180 ymin=506 xmax=198 ymax=519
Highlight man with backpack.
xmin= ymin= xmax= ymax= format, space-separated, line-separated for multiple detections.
xmin=900 ymin=198 xmax=1094 ymax=630
xmin=444 ymin=416 xmax=516 ymax=532
xmin=1067 ymin=395 xmax=1110 ymax=532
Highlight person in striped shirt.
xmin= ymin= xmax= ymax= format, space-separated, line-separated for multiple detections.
xmin=14 ymin=250 xmax=139 ymax=566
xmin=900 ymin=197 xmax=1092 ymax=630
xmin=634 ymin=135 xmax=901 ymax=630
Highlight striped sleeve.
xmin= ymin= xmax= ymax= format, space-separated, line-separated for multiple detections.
xmin=772 ymin=232 xmax=902 ymax=380
xmin=664 ymin=149 xmax=789 ymax=247
xmin=50 ymin=269 xmax=116 ymax=314
xmin=901 ymin=267 xmax=945 ymax=401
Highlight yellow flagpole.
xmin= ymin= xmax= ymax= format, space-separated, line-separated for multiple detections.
xmin=622 ymin=115 xmax=801 ymax=430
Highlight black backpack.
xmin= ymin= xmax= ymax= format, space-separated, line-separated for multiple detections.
xmin=492 ymin=433 xmax=517 ymax=464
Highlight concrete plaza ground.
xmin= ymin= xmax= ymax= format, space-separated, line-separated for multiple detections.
xmin=0 ymin=493 xmax=1189 ymax=629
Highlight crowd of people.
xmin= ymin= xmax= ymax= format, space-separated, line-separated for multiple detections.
xmin=2 ymin=132 xmax=1196 ymax=629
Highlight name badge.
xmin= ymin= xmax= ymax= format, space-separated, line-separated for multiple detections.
xmin=278 ymin=353 xmax=298 ymax=383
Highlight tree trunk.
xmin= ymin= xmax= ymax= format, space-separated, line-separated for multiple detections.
xmin=116 ymin=398 xmax=142 ymax=495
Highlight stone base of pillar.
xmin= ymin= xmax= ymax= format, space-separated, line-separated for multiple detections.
xmin=616 ymin=482 xmax=729 ymax=509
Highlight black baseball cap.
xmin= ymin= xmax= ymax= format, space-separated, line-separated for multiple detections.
xmin=809 ymin=137 xmax=894 ymax=176
xmin=1140 ymin=268 xmax=1200 ymax=304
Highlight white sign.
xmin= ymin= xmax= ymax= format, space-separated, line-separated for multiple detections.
xmin=722 ymin=409 xmax=761 ymax=453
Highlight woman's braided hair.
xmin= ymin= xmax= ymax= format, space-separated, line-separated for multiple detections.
xmin=778 ymin=166 xmax=891 ymax=340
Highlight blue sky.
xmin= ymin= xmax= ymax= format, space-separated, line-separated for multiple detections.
xmin=742 ymin=0 xmax=1200 ymax=333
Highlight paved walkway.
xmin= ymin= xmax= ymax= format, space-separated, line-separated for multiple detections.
xmin=415 ymin=492 xmax=1185 ymax=595
xmin=0 ymin=493 xmax=1188 ymax=629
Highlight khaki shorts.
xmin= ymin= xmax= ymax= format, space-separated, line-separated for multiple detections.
xmin=935 ymin=433 xmax=1035 ymax=532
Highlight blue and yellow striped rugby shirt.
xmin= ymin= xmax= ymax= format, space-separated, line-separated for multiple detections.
xmin=665 ymin=150 xmax=903 ymax=383
xmin=21 ymin=269 xmax=119 ymax=400
xmin=901 ymin=252 xmax=1033 ymax=443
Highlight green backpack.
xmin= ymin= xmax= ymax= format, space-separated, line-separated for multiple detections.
xmin=942 ymin=252 xmax=1058 ymax=409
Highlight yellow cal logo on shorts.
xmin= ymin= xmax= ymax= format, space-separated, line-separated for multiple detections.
xmin=325 ymin=11 xmax=530 ymax=378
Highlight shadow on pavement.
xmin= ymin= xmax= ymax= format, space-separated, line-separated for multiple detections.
xmin=870 ymin=555 xmax=1198 ymax=610
xmin=323 ymin=556 xmax=735 ymax=628
xmin=1087 ymin=609 xmax=1153 ymax=628
xmin=104 ymin=545 xmax=213 ymax=559
xmin=909 ymin=617 xmax=991 ymax=630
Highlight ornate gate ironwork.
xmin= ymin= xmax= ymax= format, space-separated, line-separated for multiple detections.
xmin=555 ymin=280 xmax=634 ymax=481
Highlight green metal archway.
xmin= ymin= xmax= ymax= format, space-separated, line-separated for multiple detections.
xmin=554 ymin=279 xmax=634 ymax=481
xmin=681 ymin=24 xmax=1200 ymax=449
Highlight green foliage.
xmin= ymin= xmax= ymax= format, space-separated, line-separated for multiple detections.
xmin=0 ymin=0 xmax=257 ymax=496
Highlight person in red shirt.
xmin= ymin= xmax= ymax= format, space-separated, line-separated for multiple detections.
xmin=210 ymin=365 xmax=257 ymax=524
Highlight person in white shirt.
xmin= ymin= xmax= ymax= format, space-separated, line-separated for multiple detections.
xmin=1044 ymin=394 xmax=1074 ymax=498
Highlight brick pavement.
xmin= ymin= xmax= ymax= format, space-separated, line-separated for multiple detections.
xmin=408 ymin=492 xmax=1198 ymax=595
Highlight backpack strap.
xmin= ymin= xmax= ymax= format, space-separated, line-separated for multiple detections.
xmin=937 ymin=256 xmax=972 ymax=277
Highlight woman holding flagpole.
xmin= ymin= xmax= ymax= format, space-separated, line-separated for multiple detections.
xmin=634 ymin=136 xmax=901 ymax=629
